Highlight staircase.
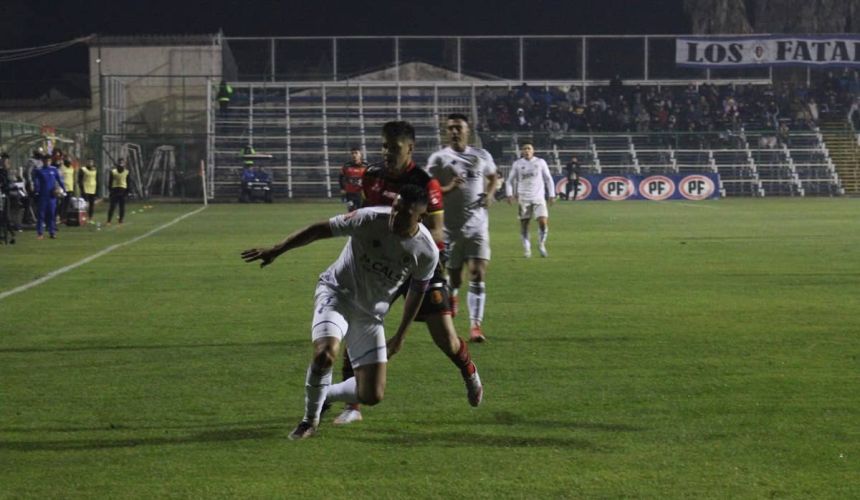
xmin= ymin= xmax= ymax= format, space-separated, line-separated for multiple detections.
xmin=819 ymin=119 xmax=860 ymax=195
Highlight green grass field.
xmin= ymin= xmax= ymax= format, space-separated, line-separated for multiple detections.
xmin=1 ymin=198 xmax=858 ymax=498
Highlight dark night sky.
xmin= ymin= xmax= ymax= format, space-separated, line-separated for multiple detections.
xmin=2 ymin=0 xmax=690 ymax=44
xmin=0 ymin=0 xmax=691 ymax=94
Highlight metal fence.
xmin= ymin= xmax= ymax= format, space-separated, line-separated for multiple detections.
xmin=101 ymin=75 xmax=209 ymax=198
xmin=223 ymin=35 xmax=776 ymax=84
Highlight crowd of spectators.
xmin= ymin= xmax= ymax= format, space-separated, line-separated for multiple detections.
xmin=477 ymin=70 xmax=860 ymax=136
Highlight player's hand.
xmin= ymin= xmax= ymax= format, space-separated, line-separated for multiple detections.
xmin=548 ymin=197 xmax=555 ymax=206
xmin=386 ymin=334 xmax=405 ymax=357
xmin=241 ymin=247 xmax=278 ymax=268
xmin=446 ymin=176 xmax=465 ymax=191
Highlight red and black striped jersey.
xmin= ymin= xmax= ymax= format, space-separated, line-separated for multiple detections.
xmin=361 ymin=162 xmax=443 ymax=214
xmin=340 ymin=162 xmax=367 ymax=194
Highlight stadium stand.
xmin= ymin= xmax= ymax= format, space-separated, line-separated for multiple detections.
xmin=212 ymin=81 xmax=849 ymax=198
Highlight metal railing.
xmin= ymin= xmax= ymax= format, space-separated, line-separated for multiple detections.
xmin=223 ymin=35 xmax=775 ymax=84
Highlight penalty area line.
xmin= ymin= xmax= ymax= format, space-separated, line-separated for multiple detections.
xmin=0 ymin=206 xmax=207 ymax=302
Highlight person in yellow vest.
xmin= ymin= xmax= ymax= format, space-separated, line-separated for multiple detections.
xmin=58 ymin=158 xmax=76 ymax=223
xmin=107 ymin=158 xmax=129 ymax=225
xmin=78 ymin=159 xmax=99 ymax=220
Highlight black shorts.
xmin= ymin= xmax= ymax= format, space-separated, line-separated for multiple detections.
xmin=396 ymin=265 xmax=451 ymax=322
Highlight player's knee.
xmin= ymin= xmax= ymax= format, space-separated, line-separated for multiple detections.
xmin=358 ymin=388 xmax=384 ymax=406
xmin=312 ymin=348 xmax=336 ymax=370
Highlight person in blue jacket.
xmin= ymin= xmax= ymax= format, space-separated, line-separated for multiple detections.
xmin=32 ymin=154 xmax=65 ymax=239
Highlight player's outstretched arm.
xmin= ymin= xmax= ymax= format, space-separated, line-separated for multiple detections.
xmin=387 ymin=286 xmax=426 ymax=357
xmin=241 ymin=221 xmax=333 ymax=268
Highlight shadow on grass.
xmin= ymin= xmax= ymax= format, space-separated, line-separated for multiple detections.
xmin=0 ymin=340 xmax=305 ymax=354
xmin=340 ymin=428 xmax=601 ymax=450
xmin=0 ymin=418 xmax=287 ymax=434
xmin=445 ymin=411 xmax=646 ymax=432
xmin=0 ymin=426 xmax=283 ymax=452
xmin=485 ymin=336 xmax=633 ymax=344
xmin=336 ymin=411 xmax=643 ymax=450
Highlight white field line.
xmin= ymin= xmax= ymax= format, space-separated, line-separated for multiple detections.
xmin=0 ymin=206 xmax=206 ymax=302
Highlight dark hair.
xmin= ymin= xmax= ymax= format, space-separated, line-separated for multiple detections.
xmin=350 ymin=146 xmax=361 ymax=152
xmin=382 ymin=121 xmax=415 ymax=142
xmin=520 ymin=140 xmax=534 ymax=148
xmin=447 ymin=113 xmax=469 ymax=123
xmin=399 ymin=183 xmax=428 ymax=207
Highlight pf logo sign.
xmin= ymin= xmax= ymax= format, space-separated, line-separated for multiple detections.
xmin=556 ymin=178 xmax=592 ymax=200
xmin=598 ymin=176 xmax=634 ymax=201
xmin=639 ymin=176 xmax=676 ymax=201
xmin=679 ymin=175 xmax=716 ymax=200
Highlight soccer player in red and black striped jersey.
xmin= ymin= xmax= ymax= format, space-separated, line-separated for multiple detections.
xmin=332 ymin=120 xmax=483 ymax=426
xmin=339 ymin=147 xmax=367 ymax=212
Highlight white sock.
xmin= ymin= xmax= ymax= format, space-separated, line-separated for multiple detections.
xmin=304 ymin=363 xmax=332 ymax=422
xmin=539 ymin=227 xmax=548 ymax=245
xmin=327 ymin=376 xmax=359 ymax=405
xmin=468 ymin=281 xmax=485 ymax=326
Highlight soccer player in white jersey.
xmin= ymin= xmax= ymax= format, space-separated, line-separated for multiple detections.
xmin=427 ymin=113 xmax=499 ymax=342
xmin=505 ymin=141 xmax=556 ymax=258
xmin=241 ymin=184 xmax=438 ymax=440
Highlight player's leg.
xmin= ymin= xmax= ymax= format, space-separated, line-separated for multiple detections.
xmin=332 ymin=354 xmax=362 ymax=425
xmin=446 ymin=236 xmax=465 ymax=317
xmin=519 ymin=203 xmax=532 ymax=257
xmin=536 ymin=202 xmax=549 ymax=257
xmin=465 ymin=233 xmax=491 ymax=341
xmin=327 ymin=315 xmax=389 ymax=406
xmin=290 ymin=288 xmax=346 ymax=440
xmin=520 ymin=218 xmax=531 ymax=257
xmin=466 ymin=257 xmax=489 ymax=342
xmin=425 ymin=313 xmax=483 ymax=406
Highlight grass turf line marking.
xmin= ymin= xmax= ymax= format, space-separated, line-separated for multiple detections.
xmin=0 ymin=206 xmax=207 ymax=302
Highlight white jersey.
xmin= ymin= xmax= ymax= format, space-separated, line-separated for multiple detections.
xmin=505 ymin=156 xmax=556 ymax=203
xmin=426 ymin=146 xmax=497 ymax=238
xmin=320 ymin=206 xmax=439 ymax=320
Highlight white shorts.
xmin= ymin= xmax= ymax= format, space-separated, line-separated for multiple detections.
xmin=518 ymin=201 xmax=549 ymax=220
xmin=447 ymin=232 xmax=491 ymax=270
xmin=311 ymin=285 xmax=387 ymax=368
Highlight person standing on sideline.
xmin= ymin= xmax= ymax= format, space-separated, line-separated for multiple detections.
xmin=241 ymin=185 xmax=439 ymax=440
xmin=78 ymin=159 xmax=99 ymax=220
xmin=427 ymin=113 xmax=499 ymax=342
xmin=58 ymin=158 xmax=77 ymax=222
xmin=506 ymin=141 xmax=556 ymax=258
xmin=107 ymin=159 xmax=129 ymax=225
xmin=32 ymin=154 xmax=65 ymax=239
xmin=563 ymin=155 xmax=581 ymax=201
xmin=339 ymin=147 xmax=367 ymax=212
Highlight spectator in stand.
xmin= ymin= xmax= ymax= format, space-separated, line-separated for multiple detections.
xmin=848 ymin=97 xmax=860 ymax=131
